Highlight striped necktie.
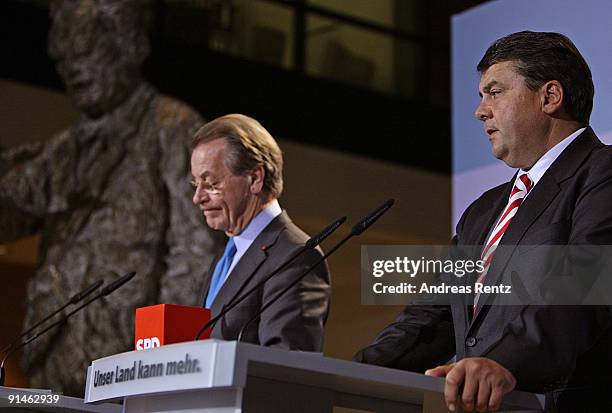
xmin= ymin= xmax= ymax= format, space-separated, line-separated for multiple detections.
xmin=473 ymin=173 xmax=533 ymax=314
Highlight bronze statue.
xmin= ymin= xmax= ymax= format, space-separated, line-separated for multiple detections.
xmin=0 ymin=0 xmax=222 ymax=395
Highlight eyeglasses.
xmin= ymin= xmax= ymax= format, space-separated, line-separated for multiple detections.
xmin=190 ymin=176 xmax=227 ymax=195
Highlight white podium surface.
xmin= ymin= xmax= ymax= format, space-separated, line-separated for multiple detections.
xmin=84 ymin=340 xmax=545 ymax=413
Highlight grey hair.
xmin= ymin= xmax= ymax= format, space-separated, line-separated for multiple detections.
xmin=193 ymin=114 xmax=284 ymax=198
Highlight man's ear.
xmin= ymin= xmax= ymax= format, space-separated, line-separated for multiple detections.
xmin=249 ymin=165 xmax=265 ymax=194
xmin=541 ymin=80 xmax=564 ymax=115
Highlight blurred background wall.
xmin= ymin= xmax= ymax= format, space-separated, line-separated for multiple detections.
xmin=0 ymin=0 xmax=488 ymax=388
xmin=0 ymin=77 xmax=450 ymax=385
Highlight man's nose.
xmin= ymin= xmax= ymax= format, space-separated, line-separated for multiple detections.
xmin=192 ymin=186 xmax=209 ymax=205
xmin=474 ymin=100 xmax=491 ymax=121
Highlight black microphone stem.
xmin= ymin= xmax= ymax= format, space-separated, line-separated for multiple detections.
xmin=195 ymin=215 xmax=347 ymax=340
xmin=0 ymin=272 xmax=135 ymax=386
xmin=198 ymin=244 xmax=309 ymax=337
xmin=237 ymin=231 xmax=351 ymax=342
xmin=2 ymin=293 xmax=94 ymax=370
xmin=237 ymin=199 xmax=395 ymax=342
xmin=0 ymin=279 xmax=104 ymax=354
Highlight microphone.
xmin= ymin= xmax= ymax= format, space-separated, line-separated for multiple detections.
xmin=0 ymin=278 xmax=104 ymax=355
xmin=351 ymin=198 xmax=394 ymax=236
xmin=305 ymin=215 xmax=346 ymax=249
xmin=99 ymin=271 xmax=136 ymax=296
xmin=195 ymin=215 xmax=347 ymax=340
xmin=0 ymin=271 xmax=136 ymax=386
xmin=237 ymin=199 xmax=395 ymax=342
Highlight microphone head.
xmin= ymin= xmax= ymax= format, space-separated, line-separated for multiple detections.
xmin=351 ymin=199 xmax=395 ymax=236
xmin=69 ymin=279 xmax=104 ymax=304
xmin=305 ymin=216 xmax=347 ymax=249
xmin=101 ymin=271 xmax=137 ymax=296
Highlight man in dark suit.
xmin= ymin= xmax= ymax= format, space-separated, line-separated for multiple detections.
xmin=190 ymin=113 xmax=331 ymax=351
xmin=355 ymin=31 xmax=612 ymax=412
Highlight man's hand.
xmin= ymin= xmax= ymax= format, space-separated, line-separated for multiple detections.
xmin=425 ymin=357 xmax=516 ymax=412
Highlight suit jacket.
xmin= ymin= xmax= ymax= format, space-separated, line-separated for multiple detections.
xmin=201 ymin=211 xmax=331 ymax=352
xmin=355 ymin=128 xmax=612 ymax=411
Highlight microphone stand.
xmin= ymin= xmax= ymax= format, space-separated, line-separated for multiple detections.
xmin=0 ymin=271 xmax=136 ymax=386
xmin=195 ymin=215 xmax=347 ymax=340
xmin=237 ymin=199 xmax=395 ymax=342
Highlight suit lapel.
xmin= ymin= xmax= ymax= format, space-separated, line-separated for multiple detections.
xmin=209 ymin=212 xmax=290 ymax=312
xmin=470 ymin=177 xmax=561 ymax=323
xmin=470 ymin=128 xmax=601 ymax=326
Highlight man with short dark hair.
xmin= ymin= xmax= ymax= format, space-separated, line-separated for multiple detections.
xmin=356 ymin=31 xmax=612 ymax=412
xmin=191 ymin=114 xmax=331 ymax=351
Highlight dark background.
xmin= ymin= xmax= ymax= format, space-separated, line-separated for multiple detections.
xmin=1 ymin=0 xmax=488 ymax=173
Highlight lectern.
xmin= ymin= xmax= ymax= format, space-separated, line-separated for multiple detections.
xmin=84 ymin=339 xmax=545 ymax=413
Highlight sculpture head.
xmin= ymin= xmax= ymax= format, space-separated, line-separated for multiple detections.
xmin=48 ymin=0 xmax=151 ymax=118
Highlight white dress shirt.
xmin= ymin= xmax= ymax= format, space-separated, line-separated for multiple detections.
xmin=223 ymin=199 xmax=283 ymax=282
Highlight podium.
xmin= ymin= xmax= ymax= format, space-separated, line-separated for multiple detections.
xmin=84 ymin=340 xmax=544 ymax=413
xmin=0 ymin=386 xmax=120 ymax=412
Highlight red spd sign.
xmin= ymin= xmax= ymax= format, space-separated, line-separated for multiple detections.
xmin=134 ymin=304 xmax=211 ymax=351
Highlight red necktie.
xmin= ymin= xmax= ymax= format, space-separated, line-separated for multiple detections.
xmin=473 ymin=173 xmax=533 ymax=315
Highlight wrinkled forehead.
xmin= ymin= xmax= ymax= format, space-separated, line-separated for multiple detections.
xmin=191 ymin=139 xmax=232 ymax=176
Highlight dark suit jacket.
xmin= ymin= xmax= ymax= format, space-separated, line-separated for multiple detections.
xmin=201 ymin=211 xmax=331 ymax=352
xmin=355 ymin=128 xmax=612 ymax=412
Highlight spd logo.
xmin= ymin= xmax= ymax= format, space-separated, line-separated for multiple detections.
xmin=136 ymin=337 xmax=161 ymax=351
